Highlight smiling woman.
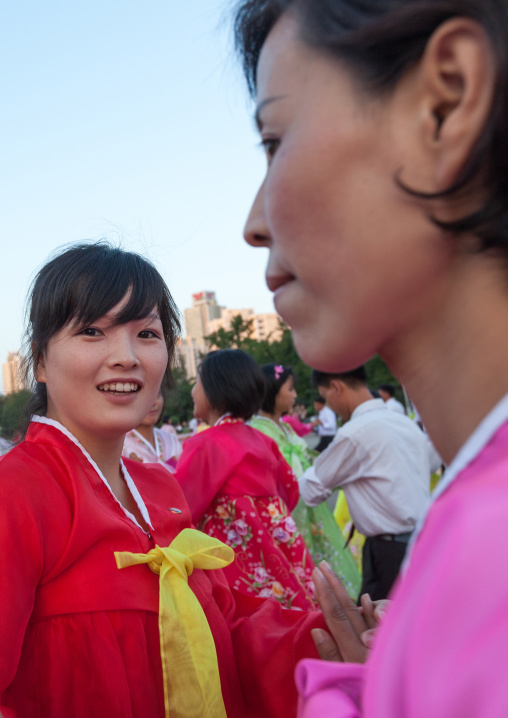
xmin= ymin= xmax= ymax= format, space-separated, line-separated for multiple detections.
xmin=22 ymin=241 xmax=179 ymax=441
xmin=0 ymin=241 xmax=330 ymax=718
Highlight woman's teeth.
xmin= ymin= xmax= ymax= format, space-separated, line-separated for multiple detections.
xmin=98 ymin=382 xmax=140 ymax=393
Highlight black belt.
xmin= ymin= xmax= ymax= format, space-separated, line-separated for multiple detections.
xmin=374 ymin=532 xmax=413 ymax=544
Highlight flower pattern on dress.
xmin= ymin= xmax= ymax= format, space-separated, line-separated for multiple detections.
xmin=249 ymin=415 xmax=361 ymax=600
xmin=199 ymin=494 xmax=316 ymax=610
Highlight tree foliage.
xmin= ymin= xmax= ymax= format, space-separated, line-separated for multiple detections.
xmin=0 ymin=390 xmax=31 ymax=440
xmin=206 ymin=317 xmax=316 ymax=402
xmin=164 ymin=361 xmax=195 ymax=424
xmin=165 ymin=315 xmax=403 ymax=421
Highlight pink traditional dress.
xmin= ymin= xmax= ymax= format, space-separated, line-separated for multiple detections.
xmin=175 ymin=415 xmax=317 ymax=610
xmin=296 ymin=393 xmax=508 ymax=718
xmin=123 ymin=426 xmax=182 ymax=471
xmin=281 ymin=413 xmax=314 ymax=437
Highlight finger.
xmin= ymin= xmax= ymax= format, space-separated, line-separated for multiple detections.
xmin=360 ymin=628 xmax=376 ymax=649
xmin=319 ymin=561 xmax=368 ymax=635
xmin=374 ymin=600 xmax=390 ymax=622
xmin=359 ymin=593 xmax=377 ymax=629
xmin=311 ymin=628 xmax=343 ymax=662
xmin=313 ymin=567 xmax=368 ymax=664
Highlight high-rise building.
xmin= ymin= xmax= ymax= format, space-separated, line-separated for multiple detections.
xmin=2 ymin=352 xmax=28 ymax=395
xmin=179 ymin=292 xmax=284 ymax=378
xmin=183 ymin=291 xmax=223 ymax=346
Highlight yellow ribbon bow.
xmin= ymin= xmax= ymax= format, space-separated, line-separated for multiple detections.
xmin=115 ymin=528 xmax=234 ymax=718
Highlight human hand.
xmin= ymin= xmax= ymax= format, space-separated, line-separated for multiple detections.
xmin=311 ymin=561 xmax=382 ymax=663
xmin=358 ymin=598 xmax=390 ymax=649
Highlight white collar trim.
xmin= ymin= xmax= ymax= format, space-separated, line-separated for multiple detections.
xmin=31 ymin=416 xmax=153 ymax=532
xmin=403 ymin=391 xmax=508 ymax=570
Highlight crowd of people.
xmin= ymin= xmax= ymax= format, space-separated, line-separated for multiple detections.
xmin=2 ymin=0 xmax=508 ymax=715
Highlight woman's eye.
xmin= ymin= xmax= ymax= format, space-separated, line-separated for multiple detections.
xmin=260 ymin=137 xmax=280 ymax=163
xmin=79 ymin=327 xmax=102 ymax=337
xmin=138 ymin=330 xmax=159 ymax=339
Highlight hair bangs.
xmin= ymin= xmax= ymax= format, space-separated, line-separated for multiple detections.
xmin=63 ymin=249 xmax=162 ymax=331
xmin=21 ymin=241 xmax=181 ymax=439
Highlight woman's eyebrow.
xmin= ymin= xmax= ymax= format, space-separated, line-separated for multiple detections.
xmin=138 ymin=312 xmax=162 ymax=325
xmin=254 ymin=95 xmax=287 ymax=131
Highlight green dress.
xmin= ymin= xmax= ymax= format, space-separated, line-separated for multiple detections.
xmin=249 ymin=415 xmax=360 ymax=600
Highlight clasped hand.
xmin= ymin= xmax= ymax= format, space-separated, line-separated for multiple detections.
xmin=311 ymin=561 xmax=389 ymax=663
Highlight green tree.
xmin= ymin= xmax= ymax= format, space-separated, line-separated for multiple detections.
xmin=180 ymin=315 xmax=403 ymax=416
xmin=206 ymin=316 xmax=315 ymax=406
xmin=205 ymin=315 xmax=259 ymax=354
xmin=0 ymin=390 xmax=31 ymax=439
xmin=164 ymin=362 xmax=195 ymax=423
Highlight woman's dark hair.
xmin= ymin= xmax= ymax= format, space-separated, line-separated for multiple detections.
xmin=260 ymin=363 xmax=294 ymax=414
xmin=198 ymin=349 xmax=266 ymax=420
xmin=234 ymin=0 xmax=508 ymax=254
xmin=21 ymin=241 xmax=180 ymax=436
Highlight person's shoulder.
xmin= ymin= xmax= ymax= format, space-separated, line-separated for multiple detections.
xmin=124 ymin=457 xmax=180 ymax=490
xmin=0 ymin=438 xmax=69 ymax=505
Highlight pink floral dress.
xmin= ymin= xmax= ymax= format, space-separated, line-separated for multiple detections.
xmin=175 ymin=417 xmax=316 ymax=610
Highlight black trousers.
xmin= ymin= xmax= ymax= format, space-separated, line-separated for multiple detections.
xmin=359 ymin=535 xmax=409 ymax=602
xmin=315 ymin=435 xmax=334 ymax=453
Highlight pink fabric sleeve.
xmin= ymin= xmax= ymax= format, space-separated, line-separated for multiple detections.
xmin=296 ymin=660 xmax=364 ymax=718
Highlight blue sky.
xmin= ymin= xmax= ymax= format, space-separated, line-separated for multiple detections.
xmin=0 ymin=0 xmax=273 ymax=392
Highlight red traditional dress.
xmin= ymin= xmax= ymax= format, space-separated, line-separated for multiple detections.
xmin=175 ymin=416 xmax=317 ymax=610
xmin=0 ymin=418 xmax=325 ymax=718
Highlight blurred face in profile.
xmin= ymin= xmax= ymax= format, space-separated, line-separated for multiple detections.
xmin=275 ymin=375 xmax=297 ymax=415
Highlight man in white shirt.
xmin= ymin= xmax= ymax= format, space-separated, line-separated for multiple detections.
xmin=299 ymin=367 xmax=439 ymax=601
xmin=311 ymin=396 xmax=337 ymax=452
xmin=378 ymin=383 xmax=406 ymax=414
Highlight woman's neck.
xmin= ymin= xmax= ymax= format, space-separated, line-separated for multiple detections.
xmin=260 ymin=410 xmax=282 ymax=424
xmin=135 ymin=424 xmax=156 ymax=448
xmin=207 ymin=409 xmax=224 ymax=426
xmin=382 ymin=252 xmax=508 ymax=465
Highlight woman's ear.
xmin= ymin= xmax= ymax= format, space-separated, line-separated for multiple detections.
xmin=417 ymin=17 xmax=495 ymax=192
xmin=33 ymin=348 xmax=47 ymax=384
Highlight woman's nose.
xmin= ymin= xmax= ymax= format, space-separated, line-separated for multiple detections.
xmin=244 ymin=179 xmax=271 ymax=248
xmin=109 ymin=332 xmax=140 ymax=368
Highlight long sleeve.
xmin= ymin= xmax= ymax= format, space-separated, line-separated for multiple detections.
xmin=0 ymin=450 xmax=71 ymax=714
xmin=296 ymin=428 xmax=508 ymax=718
xmin=273 ymin=444 xmax=300 ymax=511
xmin=318 ymin=407 xmax=337 ymax=435
xmin=205 ymin=565 xmax=327 ymax=718
xmin=298 ymin=435 xmax=361 ymax=506
xmin=175 ymin=434 xmax=235 ymax=523
xmin=296 ymin=661 xmax=364 ymax=718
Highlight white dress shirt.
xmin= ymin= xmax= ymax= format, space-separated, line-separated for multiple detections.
xmin=299 ymin=399 xmax=440 ymax=536
xmin=316 ymin=405 xmax=337 ymax=437
xmin=386 ymin=396 xmax=406 ymax=414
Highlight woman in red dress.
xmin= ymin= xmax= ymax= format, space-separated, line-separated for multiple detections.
xmin=175 ymin=349 xmax=317 ymax=610
xmin=0 ymin=242 xmax=326 ymax=718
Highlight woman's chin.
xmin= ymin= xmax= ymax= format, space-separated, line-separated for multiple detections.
xmin=293 ymin=328 xmax=374 ymax=374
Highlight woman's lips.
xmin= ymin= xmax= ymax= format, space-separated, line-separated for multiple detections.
xmin=266 ymin=274 xmax=295 ymax=293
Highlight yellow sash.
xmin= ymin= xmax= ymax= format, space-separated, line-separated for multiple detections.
xmin=115 ymin=528 xmax=234 ymax=718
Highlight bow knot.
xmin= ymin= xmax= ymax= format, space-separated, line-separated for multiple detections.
xmin=115 ymin=528 xmax=234 ymax=718
xmin=138 ymin=546 xmax=193 ymax=580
